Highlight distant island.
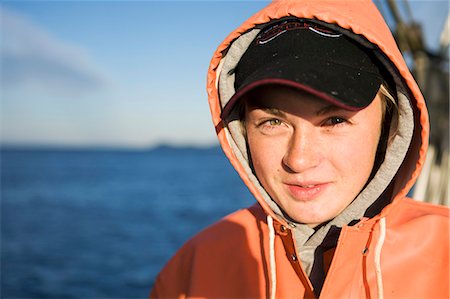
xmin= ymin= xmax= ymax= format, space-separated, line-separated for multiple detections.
xmin=0 ymin=143 xmax=222 ymax=153
xmin=149 ymin=144 xmax=221 ymax=153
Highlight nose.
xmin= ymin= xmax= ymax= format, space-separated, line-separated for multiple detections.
xmin=282 ymin=128 xmax=321 ymax=173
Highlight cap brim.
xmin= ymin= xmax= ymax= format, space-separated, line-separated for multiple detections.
xmin=221 ymin=78 xmax=364 ymax=119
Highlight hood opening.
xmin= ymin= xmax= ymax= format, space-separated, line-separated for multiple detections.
xmin=215 ymin=15 xmax=419 ymax=293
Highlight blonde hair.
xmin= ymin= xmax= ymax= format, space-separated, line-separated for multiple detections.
xmin=373 ymin=83 xmax=398 ymax=170
xmin=379 ymin=84 xmax=397 ymax=119
xmin=378 ymin=83 xmax=398 ymax=143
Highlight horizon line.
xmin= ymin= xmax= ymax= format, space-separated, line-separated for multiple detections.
xmin=0 ymin=142 xmax=221 ymax=151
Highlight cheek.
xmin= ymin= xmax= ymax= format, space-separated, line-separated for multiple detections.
xmin=246 ymin=128 xmax=285 ymax=179
xmin=247 ymin=132 xmax=271 ymax=170
xmin=333 ymin=128 xmax=381 ymax=181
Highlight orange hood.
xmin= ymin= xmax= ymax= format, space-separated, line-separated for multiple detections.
xmin=206 ymin=0 xmax=429 ymax=227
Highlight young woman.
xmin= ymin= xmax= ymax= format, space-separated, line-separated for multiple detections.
xmin=151 ymin=1 xmax=449 ymax=298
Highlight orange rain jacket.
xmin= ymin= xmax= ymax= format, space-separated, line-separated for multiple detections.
xmin=151 ymin=1 xmax=449 ymax=298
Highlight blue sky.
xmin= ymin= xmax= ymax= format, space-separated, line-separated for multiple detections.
xmin=1 ymin=1 xmax=448 ymax=148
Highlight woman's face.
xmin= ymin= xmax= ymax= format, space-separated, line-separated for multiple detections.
xmin=245 ymin=85 xmax=383 ymax=227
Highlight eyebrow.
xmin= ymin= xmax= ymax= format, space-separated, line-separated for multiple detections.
xmin=253 ymin=103 xmax=346 ymax=117
xmin=316 ymin=104 xmax=347 ymax=116
xmin=257 ymin=107 xmax=287 ymax=118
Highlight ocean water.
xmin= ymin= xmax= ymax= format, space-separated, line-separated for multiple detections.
xmin=1 ymin=146 xmax=254 ymax=298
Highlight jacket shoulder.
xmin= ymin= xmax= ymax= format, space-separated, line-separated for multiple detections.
xmin=191 ymin=203 xmax=266 ymax=245
xmin=150 ymin=204 xmax=266 ymax=298
xmin=395 ymin=197 xmax=449 ymax=218
xmin=387 ymin=198 xmax=449 ymax=235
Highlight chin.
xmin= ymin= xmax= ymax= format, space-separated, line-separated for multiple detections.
xmin=288 ymin=204 xmax=340 ymax=226
xmin=298 ymin=216 xmax=332 ymax=227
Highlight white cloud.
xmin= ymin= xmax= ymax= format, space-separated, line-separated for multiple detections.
xmin=1 ymin=6 xmax=110 ymax=95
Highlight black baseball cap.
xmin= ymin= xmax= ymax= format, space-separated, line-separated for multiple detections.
xmin=222 ymin=19 xmax=385 ymax=117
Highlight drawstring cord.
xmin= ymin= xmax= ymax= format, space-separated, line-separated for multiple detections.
xmin=374 ymin=217 xmax=386 ymax=299
xmin=267 ymin=215 xmax=277 ymax=299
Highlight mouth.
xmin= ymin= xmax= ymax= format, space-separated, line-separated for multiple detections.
xmin=285 ymin=182 xmax=330 ymax=201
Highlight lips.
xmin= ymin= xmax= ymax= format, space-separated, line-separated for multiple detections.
xmin=285 ymin=182 xmax=330 ymax=201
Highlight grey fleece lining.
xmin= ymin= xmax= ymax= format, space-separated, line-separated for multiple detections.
xmin=219 ymin=29 xmax=260 ymax=111
xmin=218 ymin=26 xmax=414 ymax=276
